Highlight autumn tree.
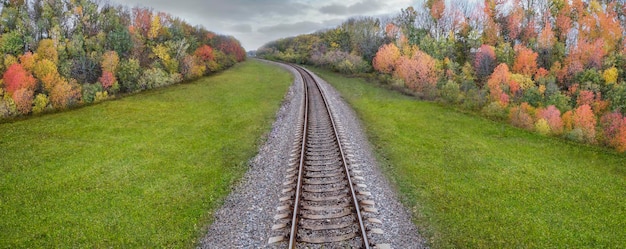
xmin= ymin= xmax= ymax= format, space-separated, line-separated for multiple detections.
xmin=35 ymin=39 xmax=58 ymax=64
xmin=12 ymin=88 xmax=34 ymax=115
xmin=509 ymin=102 xmax=534 ymax=130
xmin=3 ymin=64 xmax=36 ymax=95
xmin=536 ymin=105 xmax=564 ymax=135
xmin=373 ymin=43 xmax=400 ymax=74
xmin=487 ymin=63 xmax=511 ymax=106
xmin=572 ymin=104 xmax=597 ymax=143
xmin=512 ymin=45 xmax=538 ymax=77
xmin=474 ymin=44 xmax=496 ymax=82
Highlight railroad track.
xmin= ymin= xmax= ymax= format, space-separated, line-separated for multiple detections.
xmin=269 ymin=64 xmax=388 ymax=249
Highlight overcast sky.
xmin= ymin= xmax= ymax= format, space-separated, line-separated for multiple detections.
xmin=109 ymin=0 xmax=419 ymax=51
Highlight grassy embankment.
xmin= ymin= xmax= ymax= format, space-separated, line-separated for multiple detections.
xmin=309 ymin=67 xmax=626 ymax=248
xmin=0 ymin=60 xmax=292 ymax=248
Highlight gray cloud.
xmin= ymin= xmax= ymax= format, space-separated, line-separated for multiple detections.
xmin=230 ymin=24 xmax=253 ymax=33
xmin=319 ymin=4 xmax=348 ymax=15
xmin=257 ymin=21 xmax=324 ymax=36
xmin=349 ymin=0 xmax=385 ymax=13
xmin=319 ymin=0 xmax=386 ymax=16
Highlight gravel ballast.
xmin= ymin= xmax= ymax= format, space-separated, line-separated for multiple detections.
xmin=198 ymin=61 xmax=426 ymax=248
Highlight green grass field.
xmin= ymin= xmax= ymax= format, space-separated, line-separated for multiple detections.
xmin=309 ymin=67 xmax=626 ymax=248
xmin=0 ymin=60 xmax=292 ymax=248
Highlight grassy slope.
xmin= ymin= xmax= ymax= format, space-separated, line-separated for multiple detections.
xmin=0 ymin=60 xmax=292 ymax=248
xmin=309 ymin=67 xmax=626 ymax=248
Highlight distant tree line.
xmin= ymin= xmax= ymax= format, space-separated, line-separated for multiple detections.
xmin=0 ymin=0 xmax=246 ymax=119
xmin=258 ymin=0 xmax=626 ymax=152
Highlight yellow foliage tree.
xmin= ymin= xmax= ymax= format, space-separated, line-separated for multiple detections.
xmin=603 ymin=67 xmax=618 ymax=85
xmin=35 ymin=39 xmax=58 ymax=64
xmin=148 ymin=14 xmax=161 ymax=40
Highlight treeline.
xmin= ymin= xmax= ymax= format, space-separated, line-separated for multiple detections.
xmin=258 ymin=0 xmax=626 ymax=152
xmin=0 ymin=0 xmax=245 ymax=119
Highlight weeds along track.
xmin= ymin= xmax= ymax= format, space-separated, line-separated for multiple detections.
xmin=269 ymin=64 xmax=387 ymax=249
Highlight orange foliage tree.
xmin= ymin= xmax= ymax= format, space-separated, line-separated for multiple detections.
xmin=487 ymin=63 xmax=510 ymax=106
xmin=512 ymin=45 xmax=538 ymax=76
xmin=12 ymin=88 xmax=34 ymax=115
xmin=373 ymin=43 xmax=400 ymax=74
xmin=573 ymin=104 xmax=597 ymax=143
xmin=19 ymin=52 xmax=36 ymax=72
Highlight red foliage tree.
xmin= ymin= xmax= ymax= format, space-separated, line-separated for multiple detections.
xmin=536 ymin=105 xmax=564 ymax=134
xmin=600 ymin=111 xmax=624 ymax=146
xmin=217 ymin=37 xmax=246 ymax=62
xmin=474 ymin=44 xmax=496 ymax=81
xmin=3 ymin=64 xmax=37 ymax=95
xmin=99 ymin=71 xmax=116 ymax=89
xmin=194 ymin=45 xmax=214 ymax=62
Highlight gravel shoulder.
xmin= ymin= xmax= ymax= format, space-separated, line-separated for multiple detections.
xmin=198 ymin=61 xmax=426 ymax=248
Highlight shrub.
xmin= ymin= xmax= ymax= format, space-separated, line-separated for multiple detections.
xmin=12 ymin=88 xmax=34 ymax=115
xmin=82 ymin=83 xmax=103 ymax=104
xmin=509 ymin=103 xmax=534 ymax=130
xmin=0 ymin=96 xmax=17 ymax=117
xmin=535 ymin=119 xmax=551 ymax=136
xmin=94 ymin=91 xmax=108 ymax=102
xmin=140 ymin=68 xmax=166 ymax=89
xmin=32 ymin=93 xmax=49 ymax=114
xmin=50 ymin=79 xmax=80 ymax=109
xmin=565 ymin=128 xmax=585 ymax=142
xmin=616 ymin=121 xmax=626 ymax=152
xmin=117 ymin=59 xmax=142 ymax=92
xmin=181 ymin=55 xmax=205 ymax=80
xmin=139 ymin=68 xmax=174 ymax=89
xmin=441 ymin=80 xmax=461 ymax=104
xmin=483 ymin=101 xmax=508 ymax=120
xmin=99 ymin=71 xmax=118 ymax=91
xmin=462 ymin=88 xmax=486 ymax=110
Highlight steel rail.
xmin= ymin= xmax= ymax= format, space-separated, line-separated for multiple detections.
xmin=287 ymin=64 xmax=370 ymax=249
